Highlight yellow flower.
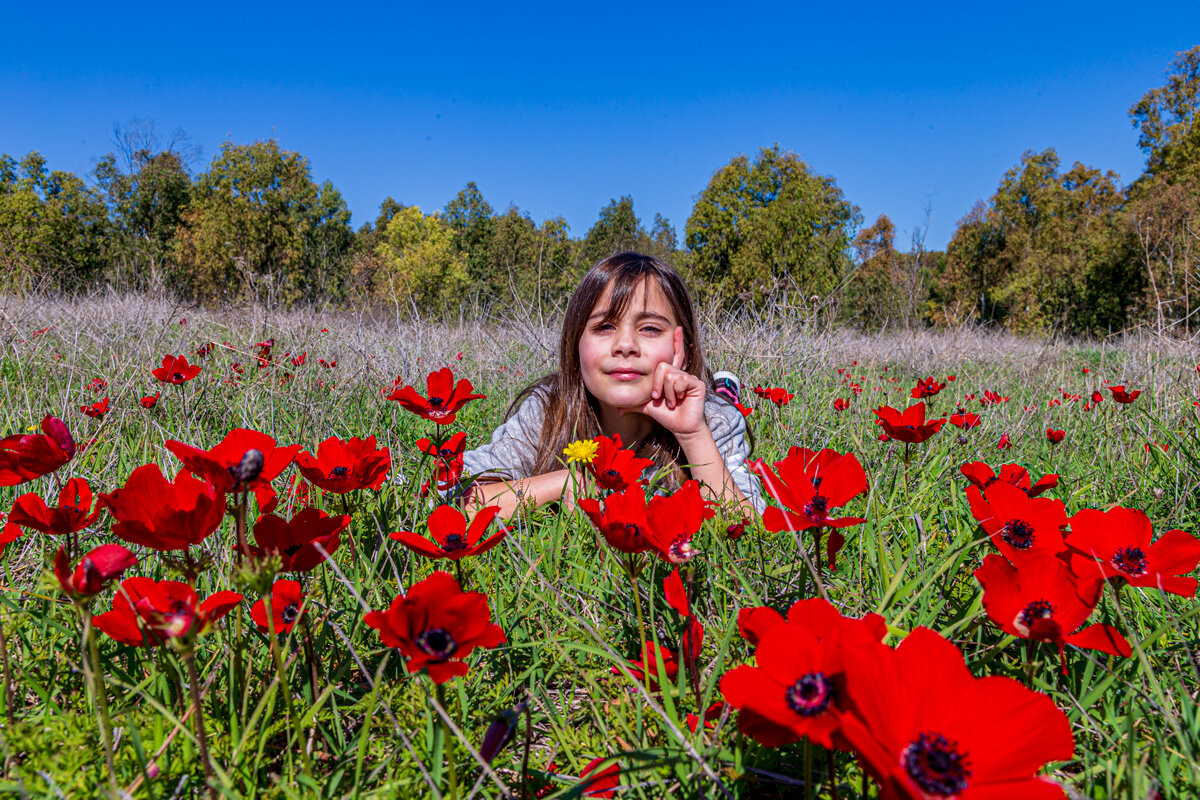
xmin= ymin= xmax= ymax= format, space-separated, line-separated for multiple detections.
xmin=563 ymin=438 xmax=599 ymax=464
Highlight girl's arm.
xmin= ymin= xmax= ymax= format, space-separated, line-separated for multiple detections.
xmin=467 ymin=469 xmax=574 ymax=519
xmin=676 ymin=429 xmax=757 ymax=515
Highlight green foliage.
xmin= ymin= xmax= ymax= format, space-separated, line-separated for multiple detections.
xmin=174 ymin=140 xmax=353 ymax=307
xmin=1130 ymin=45 xmax=1200 ymax=182
xmin=685 ymin=144 xmax=861 ymax=305
xmin=369 ymin=205 xmax=470 ymax=309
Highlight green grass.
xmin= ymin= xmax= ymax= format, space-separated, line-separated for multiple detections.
xmin=0 ymin=293 xmax=1197 ymax=798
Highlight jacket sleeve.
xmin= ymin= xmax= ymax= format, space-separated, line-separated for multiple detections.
xmin=705 ymin=396 xmax=766 ymax=515
xmin=461 ymin=392 xmax=546 ymax=481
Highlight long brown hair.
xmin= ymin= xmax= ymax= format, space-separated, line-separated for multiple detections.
xmin=507 ymin=251 xmax=710 ymax=483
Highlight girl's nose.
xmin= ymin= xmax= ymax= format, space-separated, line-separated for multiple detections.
xmin=612 ymin=325 xmax=639 ymax=356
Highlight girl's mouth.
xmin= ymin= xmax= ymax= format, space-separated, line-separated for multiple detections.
xmin=608 ymin=370 xmax=643 ymax=381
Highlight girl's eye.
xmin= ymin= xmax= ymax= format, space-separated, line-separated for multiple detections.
xmin=641 ymin=326 xmax=663 ymax=335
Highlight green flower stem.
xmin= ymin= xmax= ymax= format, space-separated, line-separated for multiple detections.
xmin=625 ymin=555 xmax=649 ymax=695
xmin=0 ymin=614 xmax=14 ymax=725
xmin=264 ymin=594 xmax=311 ymax=778
xmin=181 ymin=648 xmax=218 ymax=800
xmin=436 ymin=683 xmax=459 ymax=800
xmin=81 ymin=609 xmax=119 ymax=799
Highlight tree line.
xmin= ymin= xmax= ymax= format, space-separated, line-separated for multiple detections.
xmin=3 ymin=47 xmax=1198 ymax=336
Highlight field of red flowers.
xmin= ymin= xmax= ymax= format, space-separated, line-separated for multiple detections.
xmin=0 ymin=297 xmax=1197 ymax=799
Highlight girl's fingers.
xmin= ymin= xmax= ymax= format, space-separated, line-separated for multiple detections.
xmin=671 ymin=327 xmax=685 ymax=370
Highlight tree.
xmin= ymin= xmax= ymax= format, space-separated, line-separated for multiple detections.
xmin=443 ymin=182 xmax=494 ymax=283
xmin=0 ymin=152 xmax=110 ymax=291
xmin=579 ymin=196 xmax=652 ymax=268
xmin=174 ymin=140 xmax=352 ymax=306
xmin=685 ymin=145 xmax=860 ymax=304
xmin=1130 ymin=46 xmax=1200 ymax=182
xmin=369 ymin=206 xmax=469 ymax=310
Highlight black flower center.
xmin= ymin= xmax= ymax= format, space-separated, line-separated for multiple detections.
xmin=785 ymin=672 xmax=833 ymax=716
xmin=624 ymin=522 xmax=642 ymax=539
xmin=173 ymin=372 xmax=185 ymax=382
xmin=427 ymin=397 xmax=445 ymax=409
xmin=329 ymin=465 xmax=348 ymax=478
xmin=443 ymin=533 xmax=468 ymax=551
xmin=811 ymin=476 xmax=823 ymax=490
xmin=1112 ymin=546 xmax=1148 ymax=576
xmin=1001 ymin=519 xmax=1035 ymax=549
xmin=439 ymin=448 xmax=456 ymax=459
xmin=283 ymin=543 xmax=303 ymax=557
xmin=982 ymin=477 xmax=999 ymax=488
xmin=1019 ymin=599 xmax=1055 ymax=626
xmin=668 ymin=536 xmax=696 ymax=562
xmin=281 ymin=603 xmax=299 ymax=624
xmin=803 ymin=494 xmax=829 ymax=518
xmin=415 ymin=627 xmax=457 ymax=660
xmin=903 ymin=732 xmax=970 ymax=796
xmin=602 ymin=468 xmax=622 ymax=480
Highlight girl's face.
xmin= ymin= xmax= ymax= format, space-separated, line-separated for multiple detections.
xmin=578 ymin=278 xmax=683 ymax=412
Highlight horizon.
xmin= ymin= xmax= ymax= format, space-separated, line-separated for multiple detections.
xmin=4 ymin=3 xmax=1199 ymax=250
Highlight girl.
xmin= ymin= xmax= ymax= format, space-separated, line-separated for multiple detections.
xmin=464 ymin=251 xmax=763 ymax=518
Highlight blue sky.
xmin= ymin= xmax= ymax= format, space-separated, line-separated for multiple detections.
xmin=3 ymin=2 xmax=1198 ymax=249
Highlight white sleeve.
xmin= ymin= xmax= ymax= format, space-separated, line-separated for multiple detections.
xmin=705 ymin=396 xmax=766 ymax=515
xmin=461 ymin=392 xmax=546 ymax=480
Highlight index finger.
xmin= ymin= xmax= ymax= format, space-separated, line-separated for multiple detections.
xmin=671 ymin=326 xmax=685 ymax=370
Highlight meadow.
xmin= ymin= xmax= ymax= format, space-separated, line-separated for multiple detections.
xmin=0 ymin=291 xmax=1197 ymax=799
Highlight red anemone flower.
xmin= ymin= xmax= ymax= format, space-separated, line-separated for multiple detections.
xmin=749 ymin=447 xmax=868 ymax=569
xmin=1066 ymin=506 xmax=1200 ymax=597
xmin=151 ymin=354 xmax=202 ymax=385
xmin=959 ymin=461 xmax=1058 ymax=498
xmin=417 ymin=431 xmax=467 ymax=492
xmin=579 ymin=758 xmax=621 ymax=798
xmin=93 ymin=577 xmax=242 ymax=646
xmin=250 ymin=508 xmax=349 ymax=572
xmin=294 ymin=435 xmax=391 ymax=494
xmin=752 ymin=386 xmax=794 ymax=407
xmin=664 ymin=567 xmax=704 ymax=675
xmin=166 ymin=428 xmax=301 ymax=501
xmin=250 ymin=579 xmax=306 ymax=635
xmin=996 ymin=432 xmax=1012 ymax=450
xmin=99 ymin=464 xmax=227 ymax=551
xmin=588 ymin=433 xmax=654 ymax=492
xmin=387 ymin=367 xmax=486 ymax=424
xmin=0 ymin=415 xmax=75 ymax=486
xmin=948 ymin=412 xmax=981 ymax=429
xmin=611 ymin=641 xmax=680 ymax=689
xmin=55 ymin=543 xmax=137 ymax=600
xmin=975 ymin=554 xmax=1130 ymax=674
xmin=966 ymin=482 xmax=1068 ymax=564
xmin=722 ymin=598 xmax=887 ymax=749
xmin=979 ymin=390 xmax=1009 ymax=406
xmin=9 ymin=477 xmax=102 ymax=535
xmin=734 ymin=401 xmax=754 ymax=417
xmin=140 ymin=392 xmax=161 ymax=409
xmin=642 ymin=479 xmax=716 ymax=564
xmin=0 ymin=518 xmax=22 ymax=558
xmin=840 ymin=627 xmax=1074 ymax=800
xmin=390 ymin=505 xmax=509 ymax=561
xmin=1046 ymin=429 xmax=1065 ymax=444
xmin=910 ymin=377 xmax=944 ymax=399
xmin=578 ymin=485 xmax=656 ymax=555
xmin=80 ymin=397 xmax=110 ymax=418
xmin=364 ymin=571 xmax=505 ymax=683
xmin=1108 ymin=385 xmax=1141 ymax=403
xmin=873 ymin=403 xmax=945 ymax=444
xmin=833 ymin=398 xmax=850 ymax=411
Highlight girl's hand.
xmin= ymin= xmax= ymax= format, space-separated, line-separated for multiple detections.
xmin=637 ymin=326 xmax=707 ymax=438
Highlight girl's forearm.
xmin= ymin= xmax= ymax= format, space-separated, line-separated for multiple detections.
xmin=468 ymin=469 xmax=571 ymax=519
xmin=676 ymin=430 xmax=755 ymax=514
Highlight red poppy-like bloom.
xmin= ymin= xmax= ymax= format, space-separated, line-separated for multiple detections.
xmin=840 ymin=627 xmax=1074 ymax=800
xmin=0 ymin=518 xmax=21 ymax=558
xmin=1046 ymin=428 xmax=1065 ymax=443
xmin=752 ymin=386 xmax=794 ymax=407
xmin=151 ymin=354 xmax=202 ymax=385
xmin=967 ymin=482 xmax=1068 ymax=564
xmin=250 ymin=579 xmax=306 ymax=635
xmin=294 ymin=435 xmax=391 ymax=494
xmin=54 ymin=543 xmax=137 ymax=600
xmin=93 ymin=577 xmax=242 ymax=646
xmin=833 ymin=398 xmax=850 ymax=411
xmin=0 ymin=415 xmax=75 ymax=487
xmin=750 ymin=447 xmax=868 ymax=568
xmin=948 ymin=412 xmax=981 ymax=429
xmin=996 ymin=432 xmax=1012 ymax=450
xmin=250 ymin=508 xmax=349 ymax=572
xmin=387 ymin=367 xmax=486 ymax=424
xmin=166 ymin=428 xmax=301 ymax=500
xmin=1066 ymin=506 xmax=1200 ymax=597
xmin=364 ymin=571 xmax=505 ymax=683
xmin=734 ymin=401 xmax=754 ymax=417
xmin=979 ymin=390 xmax=1009 ymax=406
xmin=975 ymin=554 xmax=1130 ymax=673
xmin=1108 ymin=385 xmax=1141 ymax=403
xmin=99 ymin=464 xmax=227 ymax=551
xmin=873 ymin=403 xmax=945 ymax=444
xmin=588 ymin=433 xmax=654 ymax=492
xmin=417 ymin=432 xmax=467 ymax=492
xmin=579 ymin=485 xmax=656 ymax=555
xmin=261 ymin=474 xmax=312 ymax=515
xmin=9 ymin=477 xmax=102 ymax=535
xmin=960 ymin=461 xmax=1058 ymax=498
xmin=664 ymin=567 xmax=704 ymax=677
xmin=721 ymin=598 xmax=887 ymax=749
xmin=611 ymin=640 xmax=680 ymax=688
xmin=80 ymin=397 xmax=110 ymax=418
xmin=641 ymin=479 xmax=715 ymax=564
xmin=579 ymin=758 xmax=621 ymax=798
xmin=910 ymin=377 xmax=944 ymax=399
xmin=140 ymin=392 xmax=161 ymax=409
xmin=391 ymin=505 xmax=509 ymax=561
